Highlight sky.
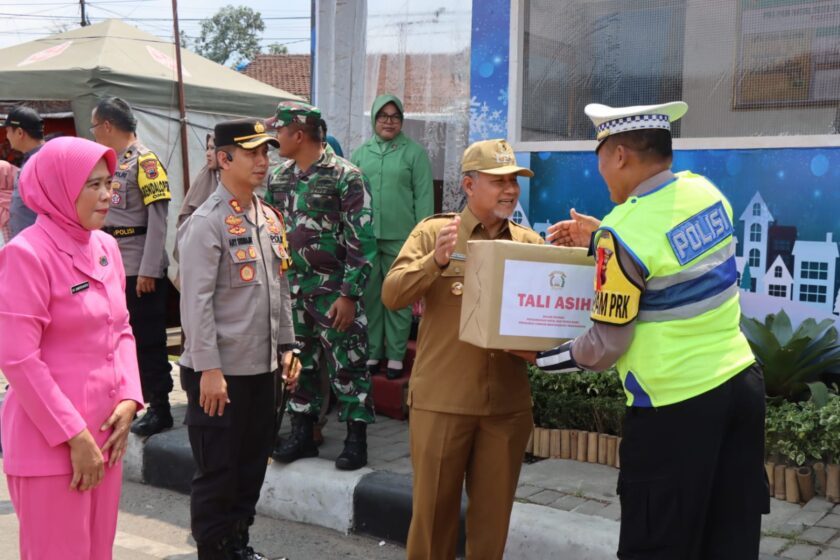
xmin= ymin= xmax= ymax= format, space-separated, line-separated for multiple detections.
xmin=0 ymin=0 xmax=313 ymax=53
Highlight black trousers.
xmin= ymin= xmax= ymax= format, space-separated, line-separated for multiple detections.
xmin=125 ymin=275 xmax=172 ymax=400
xmin=617 ymin=364 xmax=769 ymax=560
xmin=181 ymin=367 xmax=275 ymax=545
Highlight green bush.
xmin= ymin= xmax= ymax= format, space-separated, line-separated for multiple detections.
xmin=765 ymin=399 xmax=824 ymax=466
xmin=818 ymin=395 xmax=840 ymax=464
xmin=529 ymin=366 xmax=625 ymax=435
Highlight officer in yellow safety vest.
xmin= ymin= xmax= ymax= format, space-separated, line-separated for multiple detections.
xmin=510 ymin=101 xmax=768 ymax=560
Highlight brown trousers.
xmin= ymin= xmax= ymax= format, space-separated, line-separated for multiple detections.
xmin=406 ymin=407 xmax=533 ymax=560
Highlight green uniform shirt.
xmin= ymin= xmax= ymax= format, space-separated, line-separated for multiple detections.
xmin=350 ymin=94 xmax=434 ymax=241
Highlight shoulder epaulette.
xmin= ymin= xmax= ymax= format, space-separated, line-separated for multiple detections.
xmin=420 ymin=212 xmax=458 ymax=223
xmin=194 ymin=193 xmax=222 ymax=217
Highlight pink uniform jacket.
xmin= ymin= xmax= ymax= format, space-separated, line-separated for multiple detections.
xmin=0 ymin=215 xmax=143 ymax=476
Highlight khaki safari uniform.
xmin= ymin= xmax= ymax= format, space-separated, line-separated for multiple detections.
xmin=382 ymin=206 xmax=543 ymax=560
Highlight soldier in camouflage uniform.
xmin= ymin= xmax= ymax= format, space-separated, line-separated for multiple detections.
xmin=265 ymin=101 xmax=376 ymax=471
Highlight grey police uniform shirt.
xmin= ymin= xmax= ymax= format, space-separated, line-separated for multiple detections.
xmin=104 ymin=141 xmax=170 ymax=278
xmin=177 ymin=182 xmax=295 ymax=376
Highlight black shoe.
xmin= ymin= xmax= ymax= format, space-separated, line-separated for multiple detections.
xmin=272 ymin=413 xmax=318 ymax=463
xmin=130 ymin=401 xmax=173 ymax=436
xmin=335 ymin=421 xmax=367 ymax=471
xmin=367 ymin=361 xmax=382 ymax=374
xmin=385 ymin=367 xmax=402 ymax=380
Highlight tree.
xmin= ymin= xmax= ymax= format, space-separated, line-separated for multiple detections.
xmin=265 ymin=43 xmax=288 ymax=55
xmin=193 ymin=5 xmax=265 ymax=67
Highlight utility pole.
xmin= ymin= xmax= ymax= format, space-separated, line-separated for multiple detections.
xmin=80 ymin=0 xmax=88 ymax=26
xmin=171 ymin=0 xmax=191 ymax=197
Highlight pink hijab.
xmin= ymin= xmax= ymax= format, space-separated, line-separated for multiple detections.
xmin=0 ymin=160 xmax=17 ymax=243
xmin=19 ymin=136 xmax=116 ymax=243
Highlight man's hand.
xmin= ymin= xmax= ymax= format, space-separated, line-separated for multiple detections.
xmin=546 ymin=209 xmax=600 ymax=248
xmin=200 ymin=368 xmax=229 ymax=417
xmin=68 ymin=428 xmax=105 ymax=492
xmin=136 ymin=276 xmax=157 ymax=298
xmin=434 ymin=215 xmax=461 ymax=267
xmin=100 ymin=400 xmax=139 ymax=467
xmin=507 ymin=350 xmax=538 ymax=364
xmin=281 ymin=349 xmax=302 ymax=391
xmin=328 ymin=296 xmax=356 ymax=332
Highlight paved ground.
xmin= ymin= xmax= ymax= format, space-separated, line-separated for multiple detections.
xmin=4 ymin=364 xmax=840 ymax=558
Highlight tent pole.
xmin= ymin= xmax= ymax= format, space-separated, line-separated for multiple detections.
xmin=171 ymin=0 xmax=191 ymax=196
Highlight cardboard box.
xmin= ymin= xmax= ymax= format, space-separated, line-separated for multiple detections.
xmin=459 ymin=240 xmax=595 ymax=351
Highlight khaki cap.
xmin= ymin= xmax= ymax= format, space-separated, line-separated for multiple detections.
xmin=461 ymin=139 xmax=533 ymax=177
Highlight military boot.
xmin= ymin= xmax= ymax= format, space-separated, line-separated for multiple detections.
xmin=335 ymin=421 xmax=367 ymax=471
xmin=272 ymin=413 xmax=319 ymax=463
xmin=130 ymin=394 xmax=173 ymax=436
xmin=227 ymin=519 xmax=269 ymax=560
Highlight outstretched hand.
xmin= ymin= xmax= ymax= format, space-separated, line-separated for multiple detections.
xmin=546 ymin=209 xmax=600 ymax=248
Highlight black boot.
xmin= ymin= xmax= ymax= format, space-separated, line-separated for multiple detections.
xmin=227 ymin=519 xmax=268 ymax=560
xmin=335 ymin=421 xmax=367 ymax=471
xmin=272 ymin=413 xmax=318 ymax=463
xmin=130 ymin=395 xmax=173 ymax=436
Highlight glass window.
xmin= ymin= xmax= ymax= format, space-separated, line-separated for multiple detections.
xmin=749 ymin=249 xmax=760 ymax=268
xmin=769 ymin=284 xmax=787 ymax=298
xmin=774 ymin=266 xmax=783 ymax=278
xmin=752 ymin=202 xmax=761 ymax=216
xmin=750 ymin=223 xmax=762 ymax=242
xmin=801 ymin=261 xmax=829 ymax=280
xmin=516 ymin=0 xmax=840 ymax=143
xmin=799 ymin=284 xmax=828 ymax=303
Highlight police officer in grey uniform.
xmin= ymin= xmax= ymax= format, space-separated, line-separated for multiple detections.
xmin=90 ymin=97 xmax=174 ymax=436
xmin=178 ymin=118 xmax=298 ymax=560
xmin=2 ymin=105 xmax=45 ymax=237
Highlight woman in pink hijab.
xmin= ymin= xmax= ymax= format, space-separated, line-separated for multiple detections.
xmin=0 ymin=137 xmax=144 ymax=559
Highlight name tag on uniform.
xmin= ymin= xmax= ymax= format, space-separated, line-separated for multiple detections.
xmin=666 ymin=201 xmax=733 ymax=265
xmin=71 ymin=282 xmax=90 ymax=294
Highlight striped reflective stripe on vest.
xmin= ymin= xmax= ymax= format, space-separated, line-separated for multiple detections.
xmin=638 ymin=241 xmax=737 ymax=322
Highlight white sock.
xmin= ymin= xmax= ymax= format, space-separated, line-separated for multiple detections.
xmin=387 ymin=360 xmax=403 ymax=370
xmin=367 ymin=359 xmax=380 ymax=367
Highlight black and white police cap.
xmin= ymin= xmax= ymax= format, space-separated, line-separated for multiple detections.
xmin=585 ymin=101 xmax=688 ymax=145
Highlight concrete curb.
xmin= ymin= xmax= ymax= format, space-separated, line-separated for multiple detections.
xmin=123 ymin=429 xmax=616 ymax=558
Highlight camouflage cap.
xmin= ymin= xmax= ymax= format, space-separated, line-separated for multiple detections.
xmin=273 ymin=101 xmax=322 ymax=129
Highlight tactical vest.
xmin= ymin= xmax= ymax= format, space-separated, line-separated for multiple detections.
xmin=596 ymin=171 xmax=755 ymax=407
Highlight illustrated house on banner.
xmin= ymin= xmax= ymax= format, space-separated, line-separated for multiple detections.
xmin=792 ymin=233 xmax=839 ymax=315
xmin=762 ymin=255 xmax=794 ymax=301
xmin=738 ymin=192 xmax=773 ymax=293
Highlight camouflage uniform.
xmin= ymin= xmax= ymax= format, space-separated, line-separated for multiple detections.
xmin=267 ymin=146 xmax=377 ymax=424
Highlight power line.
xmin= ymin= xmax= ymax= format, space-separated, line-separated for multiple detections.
xmin=0 ymin=12 xmax=309 ymax=21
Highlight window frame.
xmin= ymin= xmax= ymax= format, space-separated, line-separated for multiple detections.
xmin=508 ymin=0 xmax=840 ymax=153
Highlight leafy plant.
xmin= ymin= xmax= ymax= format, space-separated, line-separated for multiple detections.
xmin=765 ymin=399 xmax=824 ymax=466
xmin=818 ymin=395 xmax=840 ymax=464
xmin=741 ymin=310 xmax=840 ymax=403
xmin=528 ymin=367 xmax=625 ymax=435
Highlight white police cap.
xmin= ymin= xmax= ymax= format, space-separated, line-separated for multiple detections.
xmin=585 ymin=101 xmax=688 ymax=145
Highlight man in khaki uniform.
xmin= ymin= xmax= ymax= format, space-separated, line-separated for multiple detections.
xmin=382 ymin=139 xmax=543 ymax=559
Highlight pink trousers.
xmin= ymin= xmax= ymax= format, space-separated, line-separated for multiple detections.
xmin=6 ymin=463 xmax=122 ymax=560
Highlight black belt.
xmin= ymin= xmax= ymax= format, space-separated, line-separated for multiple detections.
xmin=102 ymin=226 xmax=148 ymax=238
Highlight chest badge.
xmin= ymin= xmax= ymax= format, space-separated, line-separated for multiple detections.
xmin=225 ymin=215 xmax=243 ymax=226
xmin=235 ymin=248 xmax=247 ymax=261
xmin=450 ymin=281 xmax=463 ymax=296
xmin=248 ymin=246 xmax=258 ymax=259
xmin=119 ymin=163 xmax=130 ymax=170
xmin=111 ymin=192 xmax=122 ymax=205
xmin=99 ymin=256 xmax=108 ymax=267
xmin=239 ymin=264 xmax=255 ymax=282
xmin=228 ymin=225 xmax=247 ymax=236
xmin=110 ymin=181 xmax=121 ymax=191
xmin=229 ymin=199 xmax=243 ymax=214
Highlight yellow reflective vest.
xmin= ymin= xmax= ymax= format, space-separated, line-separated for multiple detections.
xmin=595 ymin=171 xmax=755 ymax=407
